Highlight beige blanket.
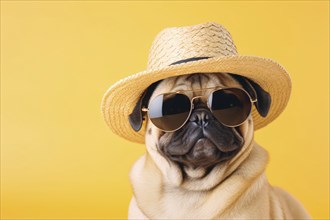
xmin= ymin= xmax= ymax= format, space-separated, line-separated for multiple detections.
xmin=128 ymin=141 xmax=311 ymax=219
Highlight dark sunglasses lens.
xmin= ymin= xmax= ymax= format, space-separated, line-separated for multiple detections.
xmin=208 ymin=88 xmax=251 ymax=126
xmin=148 ymin=93 xmax=191 ymax=131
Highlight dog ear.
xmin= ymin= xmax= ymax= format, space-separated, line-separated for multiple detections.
xmin=231 ymin=74 xmax=271 ymax=117
xmin=128 ymin=80 xmax=162 ymax=131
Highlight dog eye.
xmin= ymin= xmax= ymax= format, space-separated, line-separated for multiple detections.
xmin=208 ymin=89 xmax=251 ymax=126
xmin=213 ymin=93 xmax=242 ymax=109
xmin=148 ymin=93 xmax=191 ymax=131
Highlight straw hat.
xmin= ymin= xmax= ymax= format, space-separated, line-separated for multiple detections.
xmin=101 ymin=22 xmax=291 ymax=144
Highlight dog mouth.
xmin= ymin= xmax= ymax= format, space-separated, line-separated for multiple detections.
xmin=159 ymin=123 xmax=244 ymax=169
xmin=190 ymin=137 xmax=239 ymax=159
xmin=181 ymin=136 xmax=241 ymax=168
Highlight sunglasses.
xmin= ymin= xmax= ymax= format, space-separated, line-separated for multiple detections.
xmin=142 ymin=87 xmax=257 ymax=132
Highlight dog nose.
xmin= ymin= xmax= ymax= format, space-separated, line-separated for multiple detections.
xmin=189 ymin=109 xmax=213 ymax=128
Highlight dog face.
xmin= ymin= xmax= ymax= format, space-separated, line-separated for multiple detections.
xmin=129 ymin=73 xmax=271 ymax=175
xmin=148 ymin=73 xmax=245 ymax=169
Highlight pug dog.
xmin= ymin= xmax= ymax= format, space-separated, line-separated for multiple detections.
xmin=127 ymin=72 xmax=310 ymax=219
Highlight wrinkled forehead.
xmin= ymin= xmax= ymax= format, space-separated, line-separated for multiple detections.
xmin=151 ymin=72 xmax=241 ymax=99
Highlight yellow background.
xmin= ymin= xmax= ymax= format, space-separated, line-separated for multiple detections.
xmin=1 ymin=1 xmax=329 ymax=219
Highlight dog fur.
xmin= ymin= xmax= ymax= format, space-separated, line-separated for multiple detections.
xmin=128 ymin=73 xmax=311 ymax=219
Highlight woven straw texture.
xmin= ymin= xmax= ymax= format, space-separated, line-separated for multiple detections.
xmin=101 ymin=22 xmax=291 ymax=144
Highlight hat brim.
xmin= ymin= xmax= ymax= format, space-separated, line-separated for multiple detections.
xmin=101 ymin=55 xmax=291 ymax=144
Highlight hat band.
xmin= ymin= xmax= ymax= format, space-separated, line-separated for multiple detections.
xmin=170 ymin=57 xmax=211 ymax=66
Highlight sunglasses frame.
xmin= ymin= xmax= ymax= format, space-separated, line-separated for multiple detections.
xmin=142 ymin=86 xmax=257 ymax=132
